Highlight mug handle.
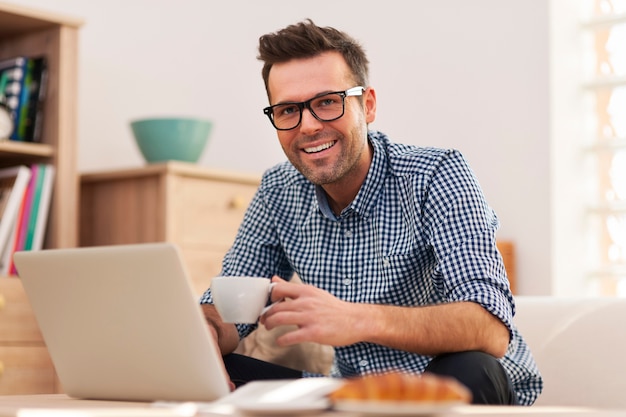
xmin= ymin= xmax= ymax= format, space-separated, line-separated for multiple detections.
xmin=260 ymin=282 xmax=281 ymax=316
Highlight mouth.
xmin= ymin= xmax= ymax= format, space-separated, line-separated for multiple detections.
xmin=303 ymin=141 xmax=336 ymax=154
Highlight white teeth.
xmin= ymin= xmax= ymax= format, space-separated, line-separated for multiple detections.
xmin=304 ymin=141 xmax=335 ymax=154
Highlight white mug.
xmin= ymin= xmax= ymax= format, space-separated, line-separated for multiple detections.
xmin=211 ymin=276 xmax=275 ymax=323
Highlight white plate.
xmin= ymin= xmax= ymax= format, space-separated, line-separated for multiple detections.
xmin=236 ymin=399 xmax=330 ymax=415
xmin=333 ymin=400 xmax=464 ymax=416
xmin=226 ymin=378 xmax=343 ymax=416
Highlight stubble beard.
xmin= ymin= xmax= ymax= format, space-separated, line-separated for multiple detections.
xmin=289 ymin=126 xmax=368 ymax=186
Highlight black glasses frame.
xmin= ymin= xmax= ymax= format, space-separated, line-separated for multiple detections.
xmin=263 ymin=86 xmax=365 ymax=131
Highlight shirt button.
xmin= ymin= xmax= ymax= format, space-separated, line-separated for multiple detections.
xmin=344 ymin=230 xmax=353 ymax=237
xmin=383 ymin=258 xmax=390 ymax=267
xmin=359 ymin=359 xmax=369 ymax=367
xmin=343 ymin=277 xmax=352 ymax=286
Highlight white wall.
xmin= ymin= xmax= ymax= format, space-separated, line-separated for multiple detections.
xmin=11 ymin=0 xmax=552 ymax=295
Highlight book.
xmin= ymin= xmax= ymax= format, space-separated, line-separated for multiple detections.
xmin=0 ymin=165 xmax=31 ymax=273
xmin=3 ymin=164 xmax=55 ymax=275
xmin=0 ymin=56 xmax=47 ymax=142
xmin=31 ymin=164 xmax=54 ymax=251
xmin=0 ymin=56 xmax=27 ymax=141
xmin=7 ymin=165 xmax=38 ymax=275
xmin=0 ymin=213 xmax=18 ymax=275
xmin=23 ymin=164 xmax=45 ymax=251
xmin=15 ymin=58 xmax=34 ymax=141
xmin=25 ymin=164 xmax=54 ymax=251
xmin=0 ymin=70 xmax=9 ymax=101
xmin=0 ymin=190 xmax=27 ymax=276
xmin=22 ymin=57 xmax=47 ymax=142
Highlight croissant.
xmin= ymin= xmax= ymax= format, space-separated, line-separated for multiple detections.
xmin=328 ymin=371 xmax=472 ymax=403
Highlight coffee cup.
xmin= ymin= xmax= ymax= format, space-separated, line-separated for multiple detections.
xmin=211 ymin=276 xmax=275 ymax=323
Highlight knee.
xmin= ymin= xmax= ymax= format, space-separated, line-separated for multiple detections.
xmin=427 ymin=351 xmax=496 ymax=374
xmin=425 ymin=351 xmax=517 ymax=405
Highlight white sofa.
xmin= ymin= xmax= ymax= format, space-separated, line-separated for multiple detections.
xmin=237 ymin=296 xmax=626 ymax=408
xmin=514 ymin=296 xmax=626 ymax=408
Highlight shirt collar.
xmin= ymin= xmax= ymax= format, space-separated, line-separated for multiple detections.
xmin=315 ymin=131 xmax=390 ymax=221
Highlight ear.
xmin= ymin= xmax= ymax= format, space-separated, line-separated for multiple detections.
xmin=363 ymin=87 xmax=377 ymax=124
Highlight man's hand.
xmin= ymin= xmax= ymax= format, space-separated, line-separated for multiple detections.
xmin=204 ymin=323 xmax=236 ymax=392
xmin=201 ymin=303 xmax=240 ymax=391
xmin=201 ymin=303 xmax=240 ymax=355
xmin=260 ymin=276 xmax=510 ymax=358
xmin=260 ymin=276 xmax=371 ymax=347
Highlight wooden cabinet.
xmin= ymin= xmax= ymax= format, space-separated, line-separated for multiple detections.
xmin=80 ymin=162 xmax=260 ymax=296
xmin=0 ymin=3 xmax=81 ymax=394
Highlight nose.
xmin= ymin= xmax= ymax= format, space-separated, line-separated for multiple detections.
xmin=299 ymin=107 xmax=323 ymax=135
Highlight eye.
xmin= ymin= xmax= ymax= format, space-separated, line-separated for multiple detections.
xmin=277 ymin=104 xmax=299 ymax=117
xmin=314 ymin=95 xmax=339 ymax=108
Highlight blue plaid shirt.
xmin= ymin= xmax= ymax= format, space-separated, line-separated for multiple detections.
xmin=200 ymin=131 xmax=543 ymax=405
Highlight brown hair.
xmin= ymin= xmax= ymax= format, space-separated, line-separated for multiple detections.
xmin=257 ymin=19 xmax=369 ymax=96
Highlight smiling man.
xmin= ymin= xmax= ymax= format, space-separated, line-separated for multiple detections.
xmin=200 ymin=19 xmax=543 ymax=405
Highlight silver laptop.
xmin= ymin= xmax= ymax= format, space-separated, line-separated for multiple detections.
xmin=13 ymin=243 xmax=232 ymax=402
xmin=13 ymin=243 xmax=342 ymax=409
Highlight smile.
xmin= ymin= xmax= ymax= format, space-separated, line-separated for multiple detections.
xmin=303 ymin=141 xmax=336 ymax=154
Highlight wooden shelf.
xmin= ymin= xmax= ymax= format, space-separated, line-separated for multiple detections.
xmin=81 ymin=161 xmax=260 ymax=185
xmin=0 ymin=4 xmax=82 ymax=250
xmin=0 ymin=141 xmax=53 ymax=158
xmin=0 ymin=2 xmax=81 ymax=395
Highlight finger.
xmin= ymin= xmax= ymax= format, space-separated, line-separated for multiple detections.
xmin=263 ymin=306 xmax=308 ymax=331
xmin=269 ymin=280 xmax=308 ymax=301
xmin=259 ymin=297 xmax=290 ymax=325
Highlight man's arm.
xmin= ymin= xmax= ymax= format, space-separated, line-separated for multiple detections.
xmin=262 ymin=278 xmax=510 ymax=358
xmin=360 ymin=301 xmax=510 ymax=358
xmin=201 ymin=303 xmax=240 ymax=355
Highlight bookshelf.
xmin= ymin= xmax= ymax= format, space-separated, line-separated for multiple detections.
xmin=0 ymin=1 xmax=82 ymax=394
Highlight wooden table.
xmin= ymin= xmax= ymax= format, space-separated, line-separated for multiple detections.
xmin=0 ymin=394 xmax=622 ymax=417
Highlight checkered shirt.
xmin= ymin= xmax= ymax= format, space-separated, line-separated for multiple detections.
xmin=200 ymin=131 xmax=543 ymax=405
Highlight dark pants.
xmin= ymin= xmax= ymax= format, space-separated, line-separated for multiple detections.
xmin=223 ymin=353 xmax=302 ymax=387
xmin=424 ymin=351 xmax=518 ymax=405
xmin=223 ymin=350 xmax=518 ymax=405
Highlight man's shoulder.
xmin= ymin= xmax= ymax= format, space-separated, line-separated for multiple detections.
xmin=371 ymin=131 xmax=460 ymax=177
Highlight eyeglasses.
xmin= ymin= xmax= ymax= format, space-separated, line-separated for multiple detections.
xmin=263 ymin=86 xmax=365 ymax=131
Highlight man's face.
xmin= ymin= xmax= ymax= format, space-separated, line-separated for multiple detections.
xmin=267 ymin=51 xmax=376 ymax=186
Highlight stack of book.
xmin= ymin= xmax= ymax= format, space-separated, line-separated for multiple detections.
xmin=0 ymin=55 xmax=48 ymax=142
xmin=0 ymin=164 xmax=55 ymax=276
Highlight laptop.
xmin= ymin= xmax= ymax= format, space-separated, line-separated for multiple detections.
xmin=13 ymin=243 xmax=341 ymax=409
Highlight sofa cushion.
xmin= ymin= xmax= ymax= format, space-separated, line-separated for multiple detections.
xmin=514 ymin=296 xmax=626 ymax=407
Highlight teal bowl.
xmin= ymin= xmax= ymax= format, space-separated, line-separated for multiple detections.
xmin=130 ymin=117 xmax=213 ymax=163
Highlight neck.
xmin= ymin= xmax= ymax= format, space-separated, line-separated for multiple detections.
xmin=321 ymin=144 xmax=374 ymax=216
xmin=323 ymin=184 xmax=357 ymax=215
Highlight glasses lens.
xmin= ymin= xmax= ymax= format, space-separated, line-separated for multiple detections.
xmin=309 ymin=93 xmax=345 ymax=121
xmin=271 ymin=103 xmax=301 ymax=130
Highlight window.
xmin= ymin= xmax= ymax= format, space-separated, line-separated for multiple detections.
xmin=582 ymin=0 xmax=626 ymax=295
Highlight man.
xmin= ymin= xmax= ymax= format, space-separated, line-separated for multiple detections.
xmin=201 ymin=19 xmax=542 ymax=405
